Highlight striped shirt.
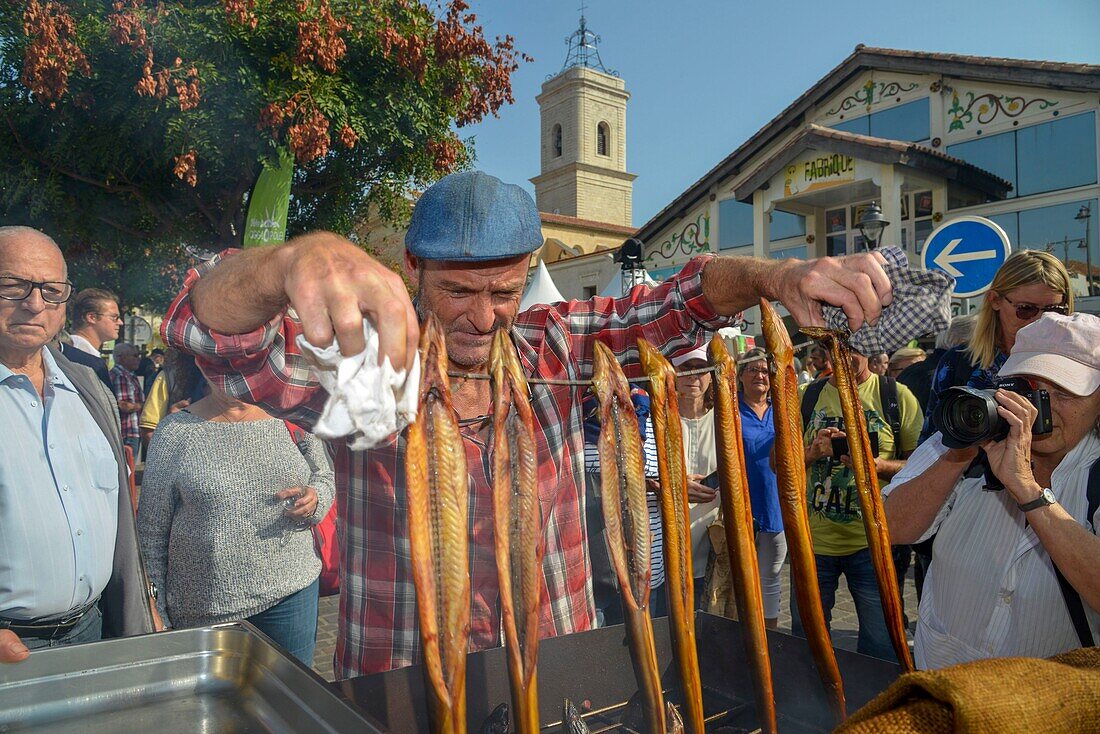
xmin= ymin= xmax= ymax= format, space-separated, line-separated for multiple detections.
xmin=884 ymin=432 xmax=1100 ymax=669
xmin=161 ymin=251 xmax=730 ymax=679
xmin=583 ymin=416 xmax=665 ymax=589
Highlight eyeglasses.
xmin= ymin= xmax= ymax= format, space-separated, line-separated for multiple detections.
xmin=0 ymin=276 xmax=73 ymax=304
xmin=95 ymin=312 xmax=124 ymax=323
xmin=742 ymin=367 xmax=770 ymax=376
xmin=1001 ymin=294 xmax=1069 ymax=321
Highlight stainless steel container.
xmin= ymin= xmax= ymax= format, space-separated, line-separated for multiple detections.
xmin=0 ymin=622 xmax=385 ymax=733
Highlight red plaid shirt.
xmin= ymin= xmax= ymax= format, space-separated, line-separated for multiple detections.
xmin=109 ymin=364 xmax=143 ymax=441
xmin=161 ymin=252 xmax=731 ymax=679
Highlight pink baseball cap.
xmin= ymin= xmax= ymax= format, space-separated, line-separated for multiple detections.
xmin=999 ymin=312 xmax=1100 ymax=397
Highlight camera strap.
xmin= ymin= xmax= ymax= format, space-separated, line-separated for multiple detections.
xmin=1051 ymin=458 xmax=1100 ymax=648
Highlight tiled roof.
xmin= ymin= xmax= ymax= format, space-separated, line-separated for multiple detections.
xmin=539 ymin=211 xmax=637 ymax=235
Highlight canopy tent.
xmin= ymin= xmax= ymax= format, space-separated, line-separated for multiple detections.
xmin=520 ymin=260 xmax=566 ymax=311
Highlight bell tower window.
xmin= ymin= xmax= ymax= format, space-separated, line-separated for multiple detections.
xmin=597 ymin=122 xmax=609 ymax=156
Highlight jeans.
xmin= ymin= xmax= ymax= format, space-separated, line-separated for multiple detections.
xmin=247 ymin=578 xmax=319 ymax=665
xmin=789 ymin=548 xmax=896 ymax=663
xmin=22 ymin=604 xmax=103 ymax=651
xmin=123 ymin=436 xmax=141 ymax=463
xmin=756 ymin=531 xmax=788 ymax=620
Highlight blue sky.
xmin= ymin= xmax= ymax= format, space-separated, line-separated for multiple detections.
xmin=461 ymin=0 xmax=1100 ymax=228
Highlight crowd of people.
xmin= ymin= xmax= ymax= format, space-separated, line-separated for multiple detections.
xmin=2 ymin=171 xmax=1097 ymax=688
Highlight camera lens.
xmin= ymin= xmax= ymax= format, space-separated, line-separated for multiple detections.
xmin=934 ymin=387 xmax=1002 ymax=448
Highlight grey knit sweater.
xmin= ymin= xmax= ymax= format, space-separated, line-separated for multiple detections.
xmin=137 ymin=411 xmax=335 ymax=628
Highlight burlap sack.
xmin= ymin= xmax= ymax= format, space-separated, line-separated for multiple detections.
xmin=835 ymin=647 xmax=1100 ymax=733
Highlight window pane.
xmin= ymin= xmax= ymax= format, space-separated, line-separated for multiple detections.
xmin=719 ymin=198 xmax=754 ymax=249
xmin=914 ymin=220 xmax=933 ymax=255
xmin=947 ymin=132 xmax=1017 ymax=198
xmin=770 ymin=245 xmax=807 ymax=260
xmin=869 ymin=98 xmax=930 ymax=142
xmin=1018 ymin=199 xmax=1099 ymax=297
xmin=1016 ymin=112 xmax=1097 ymax=197
xmin=826 ymin=235 xmax=846 ymax=256
xmin=831 ymin=116 xmax=870 ymax=136
xmin=914 ymin=191 xmax=933 ymax=218
xmin=825 ymin=208 xmax=846 ymax=233
xmin=769 ymin=210 xmax=806 ymax=241
xmin=987 ymin=212 xmax=1019 ymax=250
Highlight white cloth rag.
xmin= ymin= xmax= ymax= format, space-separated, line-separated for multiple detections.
xmin=296 ymin=321 xmax=420 ymax=450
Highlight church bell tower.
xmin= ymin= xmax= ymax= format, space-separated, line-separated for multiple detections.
xmin=531 ymin=12 xmax=636 ymax=227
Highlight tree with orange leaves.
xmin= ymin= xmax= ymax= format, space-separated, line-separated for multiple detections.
xmin=0 ymin=0 xmax=528 ymax=309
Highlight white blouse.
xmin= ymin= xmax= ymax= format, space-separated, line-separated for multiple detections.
xmin=884 ymin=432 xmax=1100 ymax=669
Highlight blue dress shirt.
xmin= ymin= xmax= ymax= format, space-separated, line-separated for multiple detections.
xmin=738 ymin=396 xmax=784 ymax=534
xmin=0 ymin=348 xmax=119 ymax=619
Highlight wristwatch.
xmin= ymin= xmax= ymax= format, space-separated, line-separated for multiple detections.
xmin=1017 ymin=487 xmax=1056 ymax=512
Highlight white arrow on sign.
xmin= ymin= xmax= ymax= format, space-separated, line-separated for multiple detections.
xmin=932 ymin=238 xmax=999 ymax=278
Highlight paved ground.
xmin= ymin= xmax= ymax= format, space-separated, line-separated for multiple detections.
xmin=309 ymin=554 xmax=920 ymax=682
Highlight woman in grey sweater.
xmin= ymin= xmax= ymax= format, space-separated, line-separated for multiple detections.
xmin=137 ymin=384 xmax=335 ymax=664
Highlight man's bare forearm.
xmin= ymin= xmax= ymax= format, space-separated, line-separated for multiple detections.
xmin=700 ymin=256 xmax=790 ymax=316
xmin=191 ymin=244 xmax=293 ymax=334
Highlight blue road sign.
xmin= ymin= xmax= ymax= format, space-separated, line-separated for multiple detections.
xmin=921 ymin=216 xmax=1012 ymax=298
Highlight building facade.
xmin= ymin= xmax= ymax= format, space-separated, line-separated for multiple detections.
xmin=634 ymin=47 xmax=1100 ymax=333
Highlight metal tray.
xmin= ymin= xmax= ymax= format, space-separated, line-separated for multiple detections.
xmin=0 ymin=622 xmax=386 ymax=733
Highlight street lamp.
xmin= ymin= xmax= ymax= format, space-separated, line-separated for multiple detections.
xmin=857 ymin=201 xmax=890 ymax=251
xmin=1076 ymin=204 xmax=1093 ymax=297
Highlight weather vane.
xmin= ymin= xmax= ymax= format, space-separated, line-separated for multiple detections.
xmin=558 ymin=1 xmax=617 ymax=76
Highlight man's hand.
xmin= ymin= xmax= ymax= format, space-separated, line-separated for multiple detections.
xmin=806 ymin=427 xmax=843 ymax=464
xmin=701 ymin=251 xmax=893 ymax=333
xmin=0 ymin=629 xmax=29 ymax=663
xmin=769 ymin=252 xmax=893 ymax=332
xmin=686 ymin=474 xmax=718 ymax=503
xmin=191 ymin=232 xmax=419 ymax=372
xmin=281 ymin=234 xmax=418 ymax=368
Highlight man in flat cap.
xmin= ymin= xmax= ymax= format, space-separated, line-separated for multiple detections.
xmin=160 ymin=170 xmax=893 ymax=679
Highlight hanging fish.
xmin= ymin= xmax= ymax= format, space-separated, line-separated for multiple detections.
xmin=708 ymin=335 xmax=778 ymax=734
xmin=759 ymin=300 xmax=847 ymax=724
xmin=592 ymin=341 xmax=667 ymax=734
xmin=638 ymin=338 xmax=706 ymax=734
xmin=407 ymin=315 xmax=471 ymax=734
xmin=802 ymin=327 xmax=915 ymax=673
xmin=490 ymin=329 xmax=544 ymax=733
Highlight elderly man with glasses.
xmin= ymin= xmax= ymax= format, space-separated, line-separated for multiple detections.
xmin=0 ymin=226 xmax=156 ymax=664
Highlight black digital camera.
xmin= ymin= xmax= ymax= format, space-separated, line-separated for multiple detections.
xmin=933 ymin=376 xmax=1053 ymax=449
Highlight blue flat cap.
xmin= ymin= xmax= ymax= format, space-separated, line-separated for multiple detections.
xmin=405 ymin=171 xmax=544 ymax=261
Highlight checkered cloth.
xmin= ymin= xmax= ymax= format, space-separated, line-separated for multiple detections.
xmin=823 ymin=246 xmax=953 ymax=356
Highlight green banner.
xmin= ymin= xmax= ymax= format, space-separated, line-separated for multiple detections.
xmin=242 ymin=148 xmax=294 ymax=248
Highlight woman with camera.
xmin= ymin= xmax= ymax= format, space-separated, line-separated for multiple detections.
xmin=920 ymin=250 xmax=1073 ymax=443
xmin=884 ymin=312 xmax=1100 ymax=669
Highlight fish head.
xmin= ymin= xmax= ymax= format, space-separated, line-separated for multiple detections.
xmin=637 ymin=338 xmax=674 ymax=402
xmin=759 ymin=299 xmax=793 ymax=363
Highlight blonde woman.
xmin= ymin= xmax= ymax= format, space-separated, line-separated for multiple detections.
xmin=920 ymin=250 xmax=1073 ymax=442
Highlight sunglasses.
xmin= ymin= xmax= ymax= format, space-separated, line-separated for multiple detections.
xmin=1001 ymin=294 xmax=1069 ymax=321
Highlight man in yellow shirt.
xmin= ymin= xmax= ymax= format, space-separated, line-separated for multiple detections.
xmin=794 ymin=349 xmax=922 ymax=662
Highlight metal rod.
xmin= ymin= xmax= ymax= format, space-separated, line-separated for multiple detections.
xmin=447 ymin=365 xmax=717 ymax=387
